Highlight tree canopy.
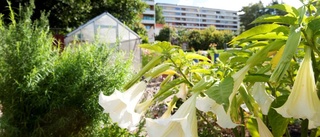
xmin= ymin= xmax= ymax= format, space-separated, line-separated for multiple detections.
xmin=0 ymin=0 xmax=147 ymax=34
xmin=239 ymin=0 xmax=286 ymax=31
xmin=155 ymin=26 xmax=234 ymax=51
xmin=155 ymin=5 xmax=165 ymax=24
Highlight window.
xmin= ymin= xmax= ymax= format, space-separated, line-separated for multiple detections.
xmin=216 ymin=11 xmax=220 ymax=14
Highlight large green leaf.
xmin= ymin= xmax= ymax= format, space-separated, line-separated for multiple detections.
xmin=268 ymin=95 xmax=290 ymax=137
xmin=139 ymin=43 xmax=163 ymax=53
xmin=218 ymin=52 xmax=232 ymax=64
xmin=243 ymin=41 xmax=269 ymax=50
xmin=246 ymin=118 xmax=259 ymax=137
xmin=230 ymin=57 xmax=248 ymax=64
xmin=245 ymin=40 xmax=285 ymax=66
xmin=239 ymin=32 xmax=287 ymax=43
xmin=308 ymin=18 xmax=320 ymax=35
xmin=231 ymin=24 xmax=282 ymax=44
xmin=244 ymin=74 xmax=270 ymax=82
xmin=205 ymin=77 xmax=233 ymax=109
xmin=267 ymin=4 xmax=299 ymax=17
xmin=270 ymin=25 xmax=302 ymax=83
xmin=185 ymin=53 xmax=210 ymax=61
xmin=251 ymin=15 xmax=297 ymax=25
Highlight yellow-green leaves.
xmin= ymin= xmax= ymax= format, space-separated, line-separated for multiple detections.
xmin=251 ymin=15 xmax=297 ymax=25
xmin=205 ymin=77 xmax=233 ymax=110
xmin=270 ymin=25 xmax=302 ymax=83
xmin=144 ymin=63 xmax=171 ymax=78
xmin=139 ymin=41 xmax=177 ymax=54
xmin=230 ymin=24 xmax=284 ymax=44
xmin=267 ymin=4 xmax=299 ymax=17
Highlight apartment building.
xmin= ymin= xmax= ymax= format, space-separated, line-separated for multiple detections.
xmin=156 ymin=3 xmax=240 ymax=32
xmin=142 ymin=0 xmax=156 ymax=30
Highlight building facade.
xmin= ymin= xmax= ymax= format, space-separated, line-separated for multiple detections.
xmin=156 ymin=3 xmax=240 ymax=32
xmin=142 ymin=0 xmax=156 ymax=30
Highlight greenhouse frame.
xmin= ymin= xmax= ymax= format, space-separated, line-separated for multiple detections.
xmin=64 ymin=12 xmax=142 ymax=71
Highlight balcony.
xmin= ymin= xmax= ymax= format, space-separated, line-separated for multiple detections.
xmin=142 ymin=19 xmax=155 ymax=24
xmin=143 ymin=10 xmax=155 ymax=15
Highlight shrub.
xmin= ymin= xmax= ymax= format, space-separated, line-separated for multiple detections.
xmin=0 ymin=2 xmax=134 ymax=136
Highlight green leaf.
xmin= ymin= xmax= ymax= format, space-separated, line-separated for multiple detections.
xmin=251 ymin=15 xmax=297 ymax=25
xmin=190 ymin=69 xmax=211 ymax=74
xmin=270 ymin=25 xmax=301 ymax=83
xmin=153 ymin=78 xmax=185 ymax=101
xmin=267 ymin=4 xmax=299 ymax=17
xmin=185 ymin=53 xmax=209 ymax=61
xmin=246 ymin=40 xmax=285 ymax=66
xmin=268 ymin=94 xmax=289 ymax=137
xmin=144 ymin=63 xmax=171 ymax=78
xmin=191 ymin=76 xmax=214 ymax=92
xmin=244 ymin=74 xmax=270 ymax=82
xmin=243 ymin=41 xmax=269 ymax=50
xmin=218 ymin=52 xmax=232 ymax=64
xmin=240 ymin=32 xmax=287 ymax=42
xmin=230 ymin=57 xmax=248 ymax=64
xmin=246 ymin=118 xmax=259 ymax=137
xmin=206 ymin=77 xmax=233 ymax=109
xmin=139 ymin=43 xmax=163 ymax=53
xmin=230 ymin=24 xmax=282 ymax=44
xmin=308 ymin=18 xmax=320 ymax=35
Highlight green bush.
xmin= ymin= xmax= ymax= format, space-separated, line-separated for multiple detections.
xmin=0 ymin=2 xmax=135 ymax=136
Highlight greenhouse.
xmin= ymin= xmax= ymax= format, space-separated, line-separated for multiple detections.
xmin=64 ymin=12 xmax=142 ymax=71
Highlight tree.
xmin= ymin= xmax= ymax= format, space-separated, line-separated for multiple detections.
xmin=187 ymin=29 xmax=202 ymax=50
xmin=155 ymin=5 xmax=165 ymax=24
xmin=239 ymin=1 xmax=265 ymax=31
xmin=239 ymin=0 xmax=287 ymax=31
xmin=0 ymin=0 xmax=147 ymax=34
xmin=155 ymin=25 xmax=177 ymax=42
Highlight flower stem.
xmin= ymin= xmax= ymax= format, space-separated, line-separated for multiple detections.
xmin=301 ymin=119 xmax=309 ymax=137
xmin=232 ymin=128 xmax=241 ymax=137
xmin=168 ymin=57 xmax=193 ymax=87
xmin=240 ymin=108 xmax=246 ymax=137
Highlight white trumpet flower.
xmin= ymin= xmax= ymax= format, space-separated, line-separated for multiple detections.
xmin=230 ymin=65 xmax=251 ymax=109
xmin=256 ymin=117 xmax=274 ymax=137
xmin=275 ymin=47 xmax=320 ymax=129
xmin=176 ymin=83 xmax=188 ymax=101
xmin=99 ymin=81 xmax=147 ymax=131
xmin=196 ymin=95 xmax=238 ymax=128
xmin=250 ymin=82 xmax=274 ymax=115
xmin=146 ymin=93 xmax=198 ymax=137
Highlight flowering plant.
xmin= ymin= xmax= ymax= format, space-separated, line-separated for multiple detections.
xmin=100 ymin=1 xmax=320 ymax=136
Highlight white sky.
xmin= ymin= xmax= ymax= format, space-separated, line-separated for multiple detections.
xmin=156 ymin=0 xmax=303 ymax=11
